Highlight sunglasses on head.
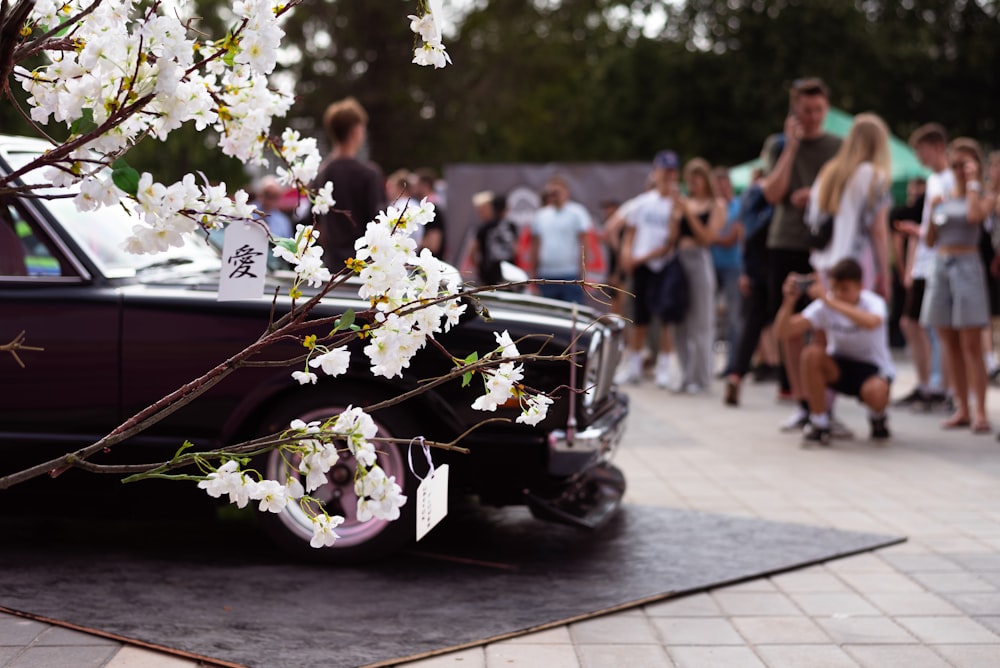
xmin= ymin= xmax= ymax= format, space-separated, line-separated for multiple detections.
xmin=792 ymin=78 xmax=826 ymax=96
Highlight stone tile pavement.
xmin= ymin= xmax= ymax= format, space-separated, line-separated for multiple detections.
xmin=401 ymin=351 xmax=1000 ymax=668
xmin=3 ymin=350 xmax=1000 ymax=667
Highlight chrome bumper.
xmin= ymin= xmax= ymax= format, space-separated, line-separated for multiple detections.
xmin=548 ymin=390 xmax=629 ymax=458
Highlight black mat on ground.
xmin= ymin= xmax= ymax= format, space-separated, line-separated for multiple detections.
xmin=0 ymin=504 xmax=902 ymax=668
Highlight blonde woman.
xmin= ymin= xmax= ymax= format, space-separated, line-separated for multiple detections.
xmin=674 ymin=158 xmax=725 ymax=393
xmin=922 ymin=138 xmax=998 ymax=433
xmin=806 ymin=112 xmax=892 ymax=297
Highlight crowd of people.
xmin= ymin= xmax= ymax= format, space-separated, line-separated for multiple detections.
xmin=257 ymin=85 xmax=1000 ymax=447
xmin=460 ymin=77 xmax=1000 ymax=447
xmin=600 ymin=76 xmax=1000 ymax=446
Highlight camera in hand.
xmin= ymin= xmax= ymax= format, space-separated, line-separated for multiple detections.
xmin=794 ymin=274 xmax=815 ymax=291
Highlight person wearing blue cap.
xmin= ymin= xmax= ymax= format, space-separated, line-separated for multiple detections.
xmin=615 ymin=150 xmax=684 ymax=387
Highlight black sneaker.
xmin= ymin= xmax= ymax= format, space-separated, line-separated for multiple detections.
xmin=801 ymin=423 xmax=831 ymax=447
xmin=893 ymin=386 xmax=927 ymax=408
xmin=752 ymin=363 xmax=776 ymax=383
xmin=936 ymin=394 xmax=956 ymax=414
xmin=869 ymin=416 xmax=891 ymax=441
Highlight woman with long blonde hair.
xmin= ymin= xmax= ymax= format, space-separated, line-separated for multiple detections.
xmin=807 ymin=112 xmax=892 ymax=297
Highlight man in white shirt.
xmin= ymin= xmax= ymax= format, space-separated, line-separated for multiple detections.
xmin=895 ymin=123 xmax=954 ymax=409
xmin=616 ymin=150 xmax=682 ymax=387
xmin=776 ymin=258 xmax=895 ymax=446
xmin=528 ymin=175 xmax=591 ymax=304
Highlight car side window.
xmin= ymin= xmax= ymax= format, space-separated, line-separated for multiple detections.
xmin=0 ymin=198 xmax=66 ymax=278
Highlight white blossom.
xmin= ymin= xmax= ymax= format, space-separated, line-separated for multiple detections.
xmin=516 ymin=393 xmax=553 ymax=426
xmin=251 ymin=479 xmax=290 ymax=513
xmin=494 ymin=330 xmax=520 ymax=358
xmin=291 ymin=370 xmax=318 ymax=385
xmin=412 ymin=40 xmax=452 ymax=69
xmin=355 ymin=465 xmax=407 ymax=522
xmin=471 ymin=361 xmax=524 ymax=412
xmin=197 ymin=460 xmax=241 ymax=499
xmin=309 ymin=347 xmax=351 ymax=377
xmin=289 ymin=419 xmax=322 ymax=434
xmin=310 ymin=514 xmax=344 ymax=548
xmin=312 ymin=181 xmax=335 ymax=215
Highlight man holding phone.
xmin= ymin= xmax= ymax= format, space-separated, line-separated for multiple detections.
xmin=775 ymin=259 xmax=894 ymax=446
xmin=760 ymin=77 xmax=842 ymax=432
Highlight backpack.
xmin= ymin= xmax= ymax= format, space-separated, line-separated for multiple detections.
xmin=740 ymin=184 xmax=774 ymax=241
xmin=740 ymin=133 xmax=785 ymax=241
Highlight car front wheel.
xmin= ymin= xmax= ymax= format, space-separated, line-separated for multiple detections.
xmin=254 ymin=393 xmax=418 ymax=563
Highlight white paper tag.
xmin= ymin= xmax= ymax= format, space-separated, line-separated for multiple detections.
xmin=415 ymin=463 xmax=449 ymax=541
xmin=218 ymin=222 xmax=268 ymax=301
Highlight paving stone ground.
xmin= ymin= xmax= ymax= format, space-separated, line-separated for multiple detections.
xmin=4 ymin=350 xmax=1000 ymax=668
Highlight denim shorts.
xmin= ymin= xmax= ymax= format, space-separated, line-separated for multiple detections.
xmin=920 ymin=253 xmax=989 ymax=329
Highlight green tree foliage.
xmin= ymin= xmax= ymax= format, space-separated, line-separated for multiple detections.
xmin=6 ymin=0 xmax=998 ymax=185
xmin=425 ymin=0 xmax=626 ymax=163
xmin=654 ymin=0 xmax=1000 ymax=160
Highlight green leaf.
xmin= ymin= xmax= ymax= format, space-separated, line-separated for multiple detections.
xmin=111 ymin=158 xmax=140 ymax=196
xmin=333 ymin=309 xmax=355 ymax=332
xmin=463 ymin=351 xmax=479 ymax=365
xmin=223 ymin=48 xmax=237 ymax=67
xmin=70 ymin=109 xmax=97 ymax=136
xmin=461 ymin=371 xmax=473 ymax=387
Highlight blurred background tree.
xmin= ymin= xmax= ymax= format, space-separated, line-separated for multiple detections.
xmin=4 ymin=0 xmax=997 ymax=185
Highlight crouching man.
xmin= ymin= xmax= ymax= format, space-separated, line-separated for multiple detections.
xmin=775 ymin=258 xmax=894 ymax=446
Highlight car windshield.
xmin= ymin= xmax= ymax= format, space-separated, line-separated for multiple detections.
xmin=3 ymin=143 xmax=222 ymax=278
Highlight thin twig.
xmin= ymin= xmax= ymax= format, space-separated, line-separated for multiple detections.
xmin=0 ymin=330 xmax=44 ymax=368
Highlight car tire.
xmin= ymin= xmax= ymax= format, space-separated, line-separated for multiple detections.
xmin=253 ymin=391 xmax=419 ymax=563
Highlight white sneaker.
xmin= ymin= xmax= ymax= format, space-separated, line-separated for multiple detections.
xmin=780 ymin=409 xmax=810 ymax=432
xmin=615 ymin=353 xmax=643 ymax=385
xmin=655 ymin=358 xmax=672 ymax=389
xmin=684 ymin=383 xmax=702 ymax=395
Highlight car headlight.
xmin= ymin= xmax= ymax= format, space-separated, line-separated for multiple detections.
xmin=581 ymin=329 xmax=603 ymax=412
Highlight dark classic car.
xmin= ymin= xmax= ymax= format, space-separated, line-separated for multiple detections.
xmin=0 ymin=135 xmax=629 ymax=561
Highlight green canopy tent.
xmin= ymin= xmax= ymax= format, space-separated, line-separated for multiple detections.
xmin=728 ymin=107 xmax=928 ymax=203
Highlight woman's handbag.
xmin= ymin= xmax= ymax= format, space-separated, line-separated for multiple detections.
xmin=647 ymin=256 xmax=689 ymax=324
xmin=807 ymin=212 xmax=834 ymax=250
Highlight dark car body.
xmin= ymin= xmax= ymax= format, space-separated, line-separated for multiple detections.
xmin=0 ymin=135 xmax=628 ymax=560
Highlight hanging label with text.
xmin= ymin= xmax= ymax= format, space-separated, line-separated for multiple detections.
xmin=415 ymin=463 xmax=449 ymax=541
xmin=218 ymin=222 xmax=268 ymax=301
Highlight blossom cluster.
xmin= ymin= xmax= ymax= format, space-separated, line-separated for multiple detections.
xmin=469 ymin=331 xmax=553 ymax=426
xmin=408 ymin=11 xmax=452 ymax=68
xmin=197 ymin=459 xmax=301 ymax=514
xmin=14 ymin=0 xmax=328 ymax=257
xmin=19 ymin=0 xmax=294 ymax=160
xmin=353 ymin=201 xmax=467 ymax=379
xmin=273 ymin=223 xmax=335 ymax=293
xmin=197 ymin=410 xmax=407 ymax=548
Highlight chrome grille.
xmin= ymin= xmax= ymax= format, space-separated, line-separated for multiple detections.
xmin=580 ymin=316 xmax=626 ymax=418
